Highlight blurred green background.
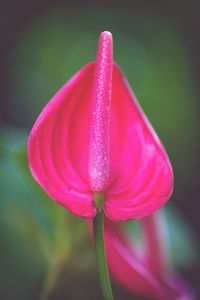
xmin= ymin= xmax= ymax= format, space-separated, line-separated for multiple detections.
xmin=0 ymin=0 xmax=200 ymax=299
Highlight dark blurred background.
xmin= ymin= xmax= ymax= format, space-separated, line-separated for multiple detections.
xmin=0 ymin=0 xmax=200 ymax=299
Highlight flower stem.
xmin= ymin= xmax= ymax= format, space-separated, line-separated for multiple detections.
xmin=93 ymin=210 xmax=114 ymax=300
xmin=39 ymin=263 xmax=59 ymax=300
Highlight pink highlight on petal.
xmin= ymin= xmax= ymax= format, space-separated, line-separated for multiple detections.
xmin=28 ymin=63 xmax=97 ymax=218
xmin=28 ymin=31 xmax=173 ymax=220
xmin=88 ymin=31 xmax=113 ymax=192
xmin=104 ymin=64 xmax=173 ymax=221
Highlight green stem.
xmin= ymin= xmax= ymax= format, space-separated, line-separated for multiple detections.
xmin=39 ymin=264 xmax=59 ymax=300
xmin=93 ymin=211 xmax=114 ymax=300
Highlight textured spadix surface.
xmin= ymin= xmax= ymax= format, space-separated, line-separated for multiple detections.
xmin=28 ymin=32 xmax=173 ymax=220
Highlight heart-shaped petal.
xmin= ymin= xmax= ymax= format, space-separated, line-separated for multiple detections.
xmin=28 ymin=31 xmax=173 ymax=220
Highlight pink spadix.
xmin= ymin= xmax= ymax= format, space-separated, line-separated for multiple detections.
xmin=28 ymin=31 xmax=173 ymax=220
xmin=88 ymin=32 xmax=112 ymax=191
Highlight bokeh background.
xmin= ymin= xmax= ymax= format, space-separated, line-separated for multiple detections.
xmin=0 ymin=0 xmax=200 ymax=299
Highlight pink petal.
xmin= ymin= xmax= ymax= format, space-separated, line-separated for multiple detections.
xmin=28 ymin=32 xmax=173 ymax=220
xmin=28 ymin=61 xmax=173 ymax=220
xmin=141 ymin=213 xmax=170 ymax=281
xmin=28 ymin=63 xmax=97 ymax=218
xmin=105 ymin=219 xmax=194 ymax=300
xmin=104 ymin=64 xmax=173 ymax=221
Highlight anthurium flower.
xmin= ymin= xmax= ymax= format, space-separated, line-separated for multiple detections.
xmin=28 ymin=31 xmax=173 ymax=221
xmin=105 ymin=214 xmax=194 ymax=300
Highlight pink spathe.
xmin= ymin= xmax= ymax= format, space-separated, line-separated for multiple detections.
xmin=28 ymin=31 xmax=173 ymax=220
xmin=105 ymin=214 xmax=194 ymax=300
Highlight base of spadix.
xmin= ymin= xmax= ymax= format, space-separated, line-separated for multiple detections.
xmin=93 ymin=192 xmax=105 ymax=213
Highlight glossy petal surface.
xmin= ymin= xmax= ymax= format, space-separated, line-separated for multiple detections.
xmin=28 ymin=63 xmax=97 ymax=218
xmin=28 ymin=61 xmax=173 ymax=220
xmin=105 ymin=64 xmax=173 ymax=220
